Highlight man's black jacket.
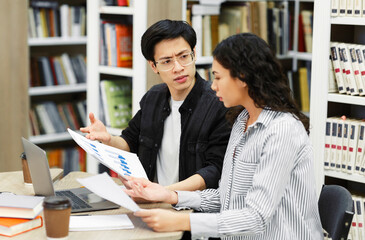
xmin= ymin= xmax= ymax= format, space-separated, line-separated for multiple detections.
xmin=121 ymin=73 xmax=230 ymax=188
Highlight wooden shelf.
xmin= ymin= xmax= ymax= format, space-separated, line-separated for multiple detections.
xmin=99 ymin=66 xmax=134 ymax=77
xmin=331 ymin=17 xmax=365 ymax=26
xmin=28 ymin=37 xmax=87 ymax=46
xmin=29 ymin=132 xmax=72 ymax=144
xmin=99 ymin=6 xmax=134 ymax=15
xmin=29 ymin=83 xmax=87 ymax=96
xmin=327 ymin=93 xmax=365 ymax=106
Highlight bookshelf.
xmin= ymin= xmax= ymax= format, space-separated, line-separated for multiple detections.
xmin=0 ymin=0 xmax=29 ymax=172
xmin=28 ymin=0 xmax=88 ymax=174
xmin=86 ymin=0 xmax=185 ymax=173
xmin=310 ymin=0 xmax=365 ymax=196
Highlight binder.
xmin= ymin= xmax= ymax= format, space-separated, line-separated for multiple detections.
xmin=339 ymin=0 xmax=347 ymax=16
xmin=357 ymin=122 xmax=365 ymax=174
xmin=330 ymin=119 xmax=339 ymax=170
xmin=330 ymin=42 xmax=347 ymax=94
xmin=347 ymin=0 xmax=355 ymax=16
xmin=349 ymin=45 xmax=365 ymax=95
xmin=342 ymin=120 xmax=350 ymax=172
xmin=348 ymin=120 xmax=360 ymax=173
xmin=340 ymin=43 xmax=360 ymax=96
xmin=324 ymin=118 xmax=334 ymax=169
xmin=331 ymin=0 xmax=340 ymax=16
xmin=338 ymin=44 xmax=351 ymax=94
xmin=329 ymin=56 xmax=338 ymax=93
xmin=335 ymin=118 xmax=344 ymax=171
xmin=354 ymin=0 xmax=362 ymax=16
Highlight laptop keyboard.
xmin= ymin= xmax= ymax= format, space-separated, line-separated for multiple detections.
xmin=55 ymin=190 xmax=92 ymax=210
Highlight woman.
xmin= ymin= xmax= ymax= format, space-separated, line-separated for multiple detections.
xmin=124 ymin=33 xmax=323 ymax=239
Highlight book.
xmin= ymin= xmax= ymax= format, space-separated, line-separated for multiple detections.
xmin=0 ymin=193 xmax=44 ymax=219
xmin=115 ymin=23 xmax=133 ymax=68
xmin=301 ymin=10 xmax=313 ymax=53
xmin=298 ymin=67 xmax=310 ymax=112
xmin=0 ymin=215 xmax=43 ymax=237
xmin=100 ymin=79 xmax=132 ymax=129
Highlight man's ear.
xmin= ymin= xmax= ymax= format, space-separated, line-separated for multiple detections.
xmin=148 ymin=60 xmax=159 ymax=74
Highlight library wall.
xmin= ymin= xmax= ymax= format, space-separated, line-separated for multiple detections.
xmin=146 ymin=0 xmax=184 ymax=90
xmin=0 ymin=0 xmax=29 ymax=172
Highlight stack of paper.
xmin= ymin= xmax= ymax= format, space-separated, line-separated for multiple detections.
xmin=69 ymin=214 xmax=133 ymax=231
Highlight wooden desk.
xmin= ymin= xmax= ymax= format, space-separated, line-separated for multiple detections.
xmin=0 ymin=171 xmax=184 ymax=240
xmin=0 ymin=168 xmax=63 ymax=195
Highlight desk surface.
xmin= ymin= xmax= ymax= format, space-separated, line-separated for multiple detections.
xmin=0 ymin=171 xmax=184 ymax=240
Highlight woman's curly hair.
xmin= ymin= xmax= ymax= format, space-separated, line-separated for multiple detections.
xmin=213 ymin=33 xmax=309 ymax=134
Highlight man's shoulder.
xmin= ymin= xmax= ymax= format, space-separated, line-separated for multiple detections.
xmin=148 ymin=82 xmax=168 ymax=93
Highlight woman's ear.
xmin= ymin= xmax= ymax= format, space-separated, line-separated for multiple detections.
xmin=148 ymin=60 xmax=159 ymax=74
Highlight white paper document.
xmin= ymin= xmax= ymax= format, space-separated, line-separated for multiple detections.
xmin=77 ymin=172 xmax=140 ymax=212
xmin=67 ymin=128 xmax=148 ymax=180
xmin=69 ymin=214 xmax=134 ymax=231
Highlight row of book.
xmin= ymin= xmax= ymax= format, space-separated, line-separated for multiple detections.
xmin=100 ymin=79 xmax=132 ymax=129
xmin=46 ymin=147 xmax=86 ymax=175
xmin=28 ymin=1 xmax=86 ymax=39
xmin=30 ymin=53 xmax=86 ymax=87
xmin=187 ymin=2 xmax=313 ymax=57
xmin=347 ymin=195 xmax=365 ymax=240
xmin=101 ymin=0 xmax=132 ymax=7
xmin=29 ymin=100 xmax=86 ymax=136
xmin=329 ymin=42 xmax=365 ymax=96
xmin=324 ymin=117 xmax=365 ymax=175
xmin=331 ymin=0 xmax=365 ymax=17
xmin=100 ymin=21 xmax=133 ymax=68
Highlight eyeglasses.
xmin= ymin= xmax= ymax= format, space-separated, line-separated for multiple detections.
xmin=154 ymin=51 xmax=195 ymax=71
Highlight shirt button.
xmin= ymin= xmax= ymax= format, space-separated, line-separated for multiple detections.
xmin=154 ymin=144 xmax=158 ymax=147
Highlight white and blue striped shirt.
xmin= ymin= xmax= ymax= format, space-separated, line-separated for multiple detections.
xmin=176 ymin=108 xmax=323 ymax=239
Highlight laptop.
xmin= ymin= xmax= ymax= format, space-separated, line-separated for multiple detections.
xmin=21 ymin=137 xmax=120 ymax=213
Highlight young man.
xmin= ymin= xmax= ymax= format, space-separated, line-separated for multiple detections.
xmin=81 ymin=20 xmax=230 ymax=191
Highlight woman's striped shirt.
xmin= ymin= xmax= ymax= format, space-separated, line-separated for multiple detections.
xmin=176 ymin=108 xmax=323 ymax=240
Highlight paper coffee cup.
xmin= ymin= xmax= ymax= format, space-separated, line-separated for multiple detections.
xmin=43 ymin=196 xmax=71 ymax=240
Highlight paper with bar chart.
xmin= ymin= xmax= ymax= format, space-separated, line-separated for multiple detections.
xmin=67 ymin=128 xmax=147 ymax=180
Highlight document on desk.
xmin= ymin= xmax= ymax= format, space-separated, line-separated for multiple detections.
xmin=67 ymin=128 xmax=148 ymax=180
xmin=77 ymin=172 xmax=140 ymax=212
xmin=69 ymin=214 xmax=134 ymax=231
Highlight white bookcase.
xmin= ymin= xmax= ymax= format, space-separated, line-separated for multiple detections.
xmin=310 ymin=0 xmax=365 ymax=195
xmin=28 ymin=0 xmax=88 ymax=145
xmin=86 ymin=0 xmax=185 ymax=173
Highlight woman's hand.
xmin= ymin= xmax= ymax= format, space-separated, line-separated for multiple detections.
xmin=134 ymin=209 xmax=190 ymax=232
xmin=80 ymin=112 xmax=111 ymax=144
xmin=123 ymin=176 xmax=178 ymax=204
